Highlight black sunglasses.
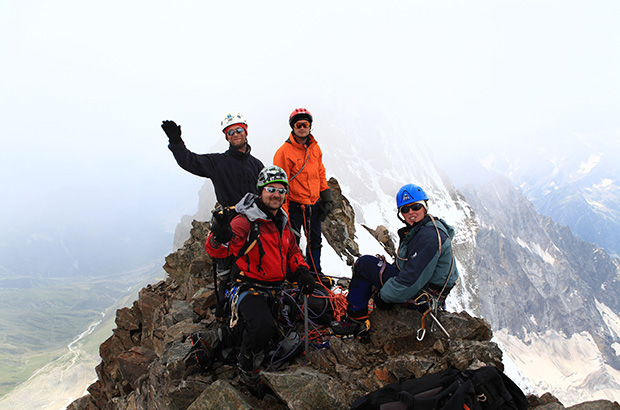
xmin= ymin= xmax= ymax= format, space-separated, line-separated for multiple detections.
xmin=227 ymin=127 xmax=245 ymax=136
xmin=400 ymin=203 xmax=424 ymax=214
xmin=264 ymin=186 xmax=288 ymax=195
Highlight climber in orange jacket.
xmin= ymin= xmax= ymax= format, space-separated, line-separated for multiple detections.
xmin=273 ymin=108 xmax=333 ymax=274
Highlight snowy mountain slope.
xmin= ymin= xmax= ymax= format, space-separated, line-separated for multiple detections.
xmin=476 ymin=133 xmax=620 ymax=258
xmin=462 ymin=176 xmax=620 ymax=404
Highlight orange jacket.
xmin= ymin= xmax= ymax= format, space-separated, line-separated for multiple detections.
xmin=273 ymin=133 xmax=329 ymax=206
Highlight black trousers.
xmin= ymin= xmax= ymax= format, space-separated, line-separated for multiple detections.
xmin=237 ymin=290 xmax=278 ymax=363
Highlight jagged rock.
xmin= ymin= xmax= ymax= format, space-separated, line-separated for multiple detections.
xmin=137 ymin=283 xmax=167 ymax=352
xmin=161 ymin=341 xmax=194 ymax=380
xmin=66 ymin=394 xmax=98 ymax=410
xmin=381 ymin=352 xmax=438 ymax=379
xmin=444 ymin=340 xmax=504 ymax=370
xmin=568 ymin=400 xmax=620 ymax=410
xmin=164 ymin=220 xmax=212 ymax=283
xmin=164 ymin=319 xmax=203 ymax=347
xmin=165 ymin=300 xmax=198 ymax=326
xmin=116 ymin=306 xmax=141 ymax=331
xmin=328 ymin=336 xmax=369 ymax=369
xmin=262 ymin=367 xmax=349 ymax=410
xmin=117 ymin=346 xmax=159 ymax=389
xmin=321 ymin=178 xmax=360 ymax=265
xmin=186 ymin=380 xmax=254 ymax=410
xmin=191 ymin=287 xmax=217 ymax=317
xmin=362 ymin=224 xmax=396 ymax=259
xmin=536 ymin=404 xmax=567 ymax=410
xmin=369 ymin=306 xmax=493 ymax=355
xmin=529 ymin=392 xmax=564 ymax=407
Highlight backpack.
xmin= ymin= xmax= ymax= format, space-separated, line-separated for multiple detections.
xmin=350 ymin=366 xmax=528 ymax=410
xmin=463 ymin=366 xmax=529 ymax=410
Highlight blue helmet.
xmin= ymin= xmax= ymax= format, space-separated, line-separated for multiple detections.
xmin=396 ymin=184 xmax=428 ymax=209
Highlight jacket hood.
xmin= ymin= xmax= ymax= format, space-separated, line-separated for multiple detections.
xmin=286 ymin=133 xmax=316 ymax=148
xmin=234 ymin=193 xmax=290 ymax=228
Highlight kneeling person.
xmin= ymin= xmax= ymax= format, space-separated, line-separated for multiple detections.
xmin=205 ymin=165 xmax=315 ymax=397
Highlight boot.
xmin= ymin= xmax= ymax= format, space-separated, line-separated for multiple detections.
xmin=237 ymin=350 xmax=266 ymax=398
xmin=330 ymin=315 xmax=370 ymax=340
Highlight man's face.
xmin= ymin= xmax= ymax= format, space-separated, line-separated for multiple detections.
xmin=292 ymin=120 xmax=311 ymax=139
xmin=260 ymin=182 xmax=288 ymax=211
xmin=225 ymin=125 xmax=247 ymax=149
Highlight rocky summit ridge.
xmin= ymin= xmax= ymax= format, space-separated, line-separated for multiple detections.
xmin=67 ymin=179 xmax=619 ymax=410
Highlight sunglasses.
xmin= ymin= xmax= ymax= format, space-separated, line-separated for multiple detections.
xmin=227 ymin=127 xmax=245 ymax=136
xmin=264 ymin=186 xmax=288 ymax=195
xmin=294 ymin=122 xmax=310 ymax=129
xmin=400 ymin=203 xmax=424 ymax=214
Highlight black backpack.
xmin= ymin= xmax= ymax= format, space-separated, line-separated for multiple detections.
xmin=350 ymin=366 xmax=528 ymax=410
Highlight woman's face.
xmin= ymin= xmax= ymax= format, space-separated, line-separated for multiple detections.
xmin=400 ymin=202 xmax=426 ymax=225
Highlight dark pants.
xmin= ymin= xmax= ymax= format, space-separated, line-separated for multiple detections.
xmin=236 ymin=290 xmax=278 ymax=368
xmin=347 ymin=255 xmax=399 ymax=316
xmin=288 ymin=201 xmax=323 ymax=273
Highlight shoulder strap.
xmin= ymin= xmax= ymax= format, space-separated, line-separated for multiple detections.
xmin=428 ymin=214 xmax=455 ymax=300
xmin=233 ymin=220 xmax=265 ymax=277
xmin=238 ymin=220 xmax=260 ymax=257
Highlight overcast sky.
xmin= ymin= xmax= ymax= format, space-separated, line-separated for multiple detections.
xmin=1 ymin=0 xmax=619 ymax=232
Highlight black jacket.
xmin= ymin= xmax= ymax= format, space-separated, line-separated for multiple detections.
xmin=169 ymin=142 xmax=264 ymax=207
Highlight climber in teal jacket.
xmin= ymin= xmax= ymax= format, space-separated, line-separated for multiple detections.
xmin=331 ymin=183 xmax=459 ymax=339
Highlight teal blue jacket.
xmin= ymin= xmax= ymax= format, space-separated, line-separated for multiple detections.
xmin=380 ymin=215 xmax=459 ymax=303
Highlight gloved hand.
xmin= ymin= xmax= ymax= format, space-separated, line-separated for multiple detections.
xmin=161 ymin=120 xmax=183 ymax=144
xmin=210 ymin=208 xmax=233 ymax=243
xmin=294 ymin=266 xmax=315 ymax=296
xmin=374 ymin=291 xmax=393 ymax=311
xmin=317 ymin=188 xmax=333 ymax=222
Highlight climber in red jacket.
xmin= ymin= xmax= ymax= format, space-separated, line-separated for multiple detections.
xmin=205 ymin=165 xmax=315 ymax=397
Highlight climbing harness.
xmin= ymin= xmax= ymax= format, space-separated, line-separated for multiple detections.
xmin=414 ymin=214 xmax=455 ymax=341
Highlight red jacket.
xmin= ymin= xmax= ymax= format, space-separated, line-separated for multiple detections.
xmin=205 ymin=194 xmax=308 ymax=284
xmin=273 ymin=133 xmax=329 ymax=206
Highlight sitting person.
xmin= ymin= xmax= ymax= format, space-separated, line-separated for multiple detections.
xmin=205 ymin=165 xmax=315 ymax=397
xmin=331 ymin=183 xmax=459 ymax=339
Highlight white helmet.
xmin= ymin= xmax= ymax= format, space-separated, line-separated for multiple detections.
xmin=221 ymin=112 xmax=247 ymax=132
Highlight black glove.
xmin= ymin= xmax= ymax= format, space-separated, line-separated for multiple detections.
xmin=317 ymin=189 xmax=333 ymax=222
xmin=210 ymin=208 xmax=233 ymax=243
xmin=294 ymin=266 xmax=315 ymax=296
xmin=161 ymin=120 xmax=183 ymax=144
xmin=374 ymin=291 xmax=393 ymax=311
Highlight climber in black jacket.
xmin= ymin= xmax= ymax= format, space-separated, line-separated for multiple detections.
xmin=161 ymin=112 xmax=264 ymax=207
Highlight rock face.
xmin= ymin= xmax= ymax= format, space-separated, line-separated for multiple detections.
xmin=68 ymin=178 xmax=618 ymax=410
xmin=321 ymin=178 xmax=360 ymax=265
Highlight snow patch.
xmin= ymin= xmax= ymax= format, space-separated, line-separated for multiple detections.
xmin=494 ymin=328 xmax=620 ymax=405
xmin=515 ymin=238 xmax=556 ymax=265
xmin=612 ymin=343 xmax=620 ymax=356
xmin=577 ymin=154 xmax=601 ymax=175
xmin=593 ymin=178 xmax=614 ymax=189
xmin=595 ymin=299 xmax=620 ymax=340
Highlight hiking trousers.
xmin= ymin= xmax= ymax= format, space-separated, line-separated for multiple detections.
xmin=347 ymin=255 xmax=400 ymax=316
xmin=237 ymin=288 xmax=278 ymax=364
xmin=288 ymin=200 xmax=322 ymax=273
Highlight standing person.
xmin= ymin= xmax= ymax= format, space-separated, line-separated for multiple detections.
xmin=273 ymin=108 xmax=333 ymax=274
xmin=331 ymin=184 xmax=459 ymax=339
xmin=205 ymin=165 xmax=315 ymax=397
xmin=161 ymin=112 xmax=264 ymax=207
